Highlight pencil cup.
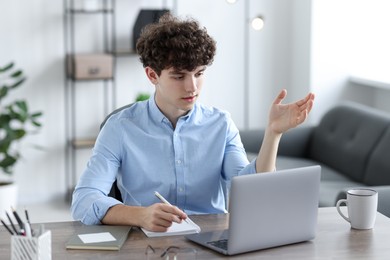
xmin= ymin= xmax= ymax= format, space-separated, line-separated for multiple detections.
xmin=11 ymin=230 xmax=52 ymax=260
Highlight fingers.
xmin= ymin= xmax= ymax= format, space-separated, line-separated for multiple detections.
xmin=145 ymin=204 xmax=187 ymax=232
xmin=273 ymin=90 xmax=315 ymax=110
xmin=273 ymin=89 xmax=287 ymax=105
xmin=298 ymin=92 xmax=315 ymax=107
xmin=296 ymin=109 xmax=308 ymax=125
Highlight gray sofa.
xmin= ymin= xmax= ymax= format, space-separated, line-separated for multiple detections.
xmin=240 ymin=101 xmax=390 ymax=217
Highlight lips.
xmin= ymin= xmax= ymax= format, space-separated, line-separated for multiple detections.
xmin=182 ymin=95 xmax=197 ymax=102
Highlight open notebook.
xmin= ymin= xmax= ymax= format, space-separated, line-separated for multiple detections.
xmin=141 ymin=217 xmax=200 ymax=237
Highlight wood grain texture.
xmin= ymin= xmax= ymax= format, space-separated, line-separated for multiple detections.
xmin=1 ymin=207 xmax=390 ymax=259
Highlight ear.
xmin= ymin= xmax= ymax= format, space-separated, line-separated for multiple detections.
xmin=145 ymin=67 xmax=159 ymax=85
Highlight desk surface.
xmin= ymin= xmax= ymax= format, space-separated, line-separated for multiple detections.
xmin=1 ymin=207 xmax=390 ymax=259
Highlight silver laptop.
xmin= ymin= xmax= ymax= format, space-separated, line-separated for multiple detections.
xmin=186 ymin=165 xmax=321 ymax=255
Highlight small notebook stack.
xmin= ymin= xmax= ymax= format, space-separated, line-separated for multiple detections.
xmin=66 ymin=225 xmax=132 ymax=251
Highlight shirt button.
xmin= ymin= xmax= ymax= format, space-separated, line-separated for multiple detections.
xmin=177 ymin=160 xmax=182 ymax=164
xmin=179 ymin=187 xmax=184 ymax=192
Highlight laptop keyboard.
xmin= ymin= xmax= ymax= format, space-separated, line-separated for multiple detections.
xmin=207 ymin=239 xmax=228 ymax=250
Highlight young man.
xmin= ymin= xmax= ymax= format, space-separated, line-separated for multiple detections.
xmin=71 ymin=13 xmax=315 ymax=232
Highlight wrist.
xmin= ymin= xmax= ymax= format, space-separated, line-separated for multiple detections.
xmin=264 ymin=126 xmax=283 ymax=141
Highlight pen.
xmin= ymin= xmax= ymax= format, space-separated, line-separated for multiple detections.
xmin=11 ymin=207 xmax=25 ymax=231
xmin=24 ymin=208 xmax=34 ymax=237
xmin=154 ymin=191 xmax=189 ymax=224
xmin=25 ymin=208 xmax=30 ymax=224
xmin=0 ymin=218 xmax=14 ymax=235
xmin=24 ymin=222 xmax=32 ymax=237
xmin=5 ymin=211 xmax=18 ymax=235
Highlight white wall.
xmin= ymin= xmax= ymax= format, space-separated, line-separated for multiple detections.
xmin=0 ymin=1 xmax=66 ymax=203
xmin=311 ymin=0 xmax=390 ymax=123
xmin=0 ymin=0 xmax=311 ymax=204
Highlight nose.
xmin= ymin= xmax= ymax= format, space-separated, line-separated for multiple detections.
xmin=185 ymin=76 xmax=198 ymax=93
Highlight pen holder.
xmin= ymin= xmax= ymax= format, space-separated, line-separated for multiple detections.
xmin=11 ymin=230 xmax=52 ymax=260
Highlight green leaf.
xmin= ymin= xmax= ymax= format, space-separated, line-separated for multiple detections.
xmin=0 ymin=86 xmax=8 ymax=99
xmin=11 ymin=70 xmax=23 ymax=78
xmin=0 ymin=140 xmax=11 ymax=153
xmin=0 ymin=114 xmax=11 ymax=125
xmin=31 ymin=112 xmax=43 ymax=118
xmin=0 ymin=62 xmax=14 ymax=73
xmin=15 ymin=129 xmax=26 ymax=138
xmin=135 ymin=93 xmax=150 ymax=102
xmin=32 ymin=121 xmax=42 ymax=127
xmin=9 ymin=78 xmax=26 ymax=89
xmin=15 ymin=100 xmax=28 ymax=112
xmin=0 ymin=154 xmax=18 ymax=173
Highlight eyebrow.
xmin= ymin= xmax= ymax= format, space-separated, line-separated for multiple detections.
xmin=169 ymin=67 xmax=207 ymax=75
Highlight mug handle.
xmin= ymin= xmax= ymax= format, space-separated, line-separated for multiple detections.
xmin=336 ymin=199 xmax=350 ymax=223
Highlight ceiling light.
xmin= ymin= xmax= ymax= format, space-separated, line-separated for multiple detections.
xmin=251 ymin=16 xmax=264 ymax=31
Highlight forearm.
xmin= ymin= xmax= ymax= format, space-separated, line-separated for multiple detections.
xmin=101 ymin=204 xmax=146 ymax=226
xmin=255 ymin=127 xmax=282 ymax=172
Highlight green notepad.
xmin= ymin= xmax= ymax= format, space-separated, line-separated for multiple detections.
xmin=66 ymin=225 xmax=132 ymax=251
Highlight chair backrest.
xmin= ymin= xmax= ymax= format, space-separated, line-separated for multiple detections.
xmin=101 ymin=103 xmax=134 ymax=202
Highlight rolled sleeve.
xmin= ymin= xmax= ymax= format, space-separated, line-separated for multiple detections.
xmin=239 ymin=158 xmax=257 ymax=175
xmin=71 ymin=190 xmax=123 ymax=225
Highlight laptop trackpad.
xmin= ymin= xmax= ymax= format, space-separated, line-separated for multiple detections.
xmin=186 ymin=230 xmax=229 ymax=254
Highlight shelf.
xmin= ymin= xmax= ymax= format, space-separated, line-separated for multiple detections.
xmin=350 ymin=75 xmax=390 ymax=90
xmin=66 ymin=9 xmax=114 ymax=14
xmin=114 ymin=49 xmax=137 ymax=57
xmin=71 ymin=138 xmax=96 ymax=149
xmin=63 ymin=0 xmax=123 ymax=201
xmin=66 ymin=76 xmax=114 ymax=81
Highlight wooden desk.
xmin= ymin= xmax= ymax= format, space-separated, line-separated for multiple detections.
xmin=1 ymin=207 xmax=390 ymax=259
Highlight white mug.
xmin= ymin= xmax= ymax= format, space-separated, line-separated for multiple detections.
xmin=336 ymin=188 xmax=378 ymax=229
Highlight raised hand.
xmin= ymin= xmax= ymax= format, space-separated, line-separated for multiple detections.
xmin=268 ymin=89 xmax=315 ymax=134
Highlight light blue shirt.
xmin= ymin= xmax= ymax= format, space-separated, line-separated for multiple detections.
xmin=71 ymin=96 xmax=257 ymax=224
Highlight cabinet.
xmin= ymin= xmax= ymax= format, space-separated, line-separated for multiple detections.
xmin=63 ymin=0 xmax=122 ymax=199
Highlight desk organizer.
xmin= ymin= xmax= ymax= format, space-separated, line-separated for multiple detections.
xmin=11 ymin=230 xmax=51 ymax=260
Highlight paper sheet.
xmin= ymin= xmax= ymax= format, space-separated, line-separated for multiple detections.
xmin=78 ymin=232 xmax=116 ymax=244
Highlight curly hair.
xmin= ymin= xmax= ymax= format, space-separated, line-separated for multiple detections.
xmin=136 ymin=12 xmax=217 ymax=75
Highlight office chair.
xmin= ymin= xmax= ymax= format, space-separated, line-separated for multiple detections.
xmin=100 ymin=103 xmax=134 ymax=202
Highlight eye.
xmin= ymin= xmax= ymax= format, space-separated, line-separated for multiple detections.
xmin=195 ymin=71 xmax=204 ymax=77
xmin=173 ymin=75 xmax=184 ymax=80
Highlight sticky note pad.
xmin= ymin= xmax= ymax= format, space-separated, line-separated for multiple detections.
xmin=78 ymin=232 xmax=116 ymax=244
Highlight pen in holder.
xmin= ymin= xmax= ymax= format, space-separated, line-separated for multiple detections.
xmin=11 ymin=230 xmax=52 ymax=260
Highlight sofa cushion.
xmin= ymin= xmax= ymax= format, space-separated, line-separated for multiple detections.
xmin=308 ymin=102 xmax=390 ymax=183
xmin=364 ymin=126 xmax=390 ymax=185
xmin=275 ymin=156 xmax=362 ymax=206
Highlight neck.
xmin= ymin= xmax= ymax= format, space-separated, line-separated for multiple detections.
xmin=154 ymin=101 xmax=190 ymax=129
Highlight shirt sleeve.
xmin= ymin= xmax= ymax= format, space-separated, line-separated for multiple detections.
xmin=70 ymin=117 xmax=124 ymax=225
xmin=222 ymin=117 xmax=257 ymax=182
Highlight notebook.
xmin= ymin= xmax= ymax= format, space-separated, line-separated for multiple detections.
xmin=66 ymin=225 xmax=132 ymax=251
xmin=186 ymin=165 xmax=321 ymax=255
xmin=142 ymin=217 xmax=200 ymax=237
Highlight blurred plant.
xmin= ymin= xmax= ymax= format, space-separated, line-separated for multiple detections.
xmin=135 ymin=92 xmax=150 ymax=102
xmin=0 ymin=62 xmax=43 ymax=175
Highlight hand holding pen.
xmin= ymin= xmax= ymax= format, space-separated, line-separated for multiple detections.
xmin=154 ymin=191 xmax=189 ymax=224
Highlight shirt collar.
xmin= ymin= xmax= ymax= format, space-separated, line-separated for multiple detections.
xmin=147 ymin=94 xmax=197 ymax=125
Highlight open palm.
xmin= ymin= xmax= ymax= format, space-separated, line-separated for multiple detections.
xmin=268 ymin=89 xmax=315 ymax=134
